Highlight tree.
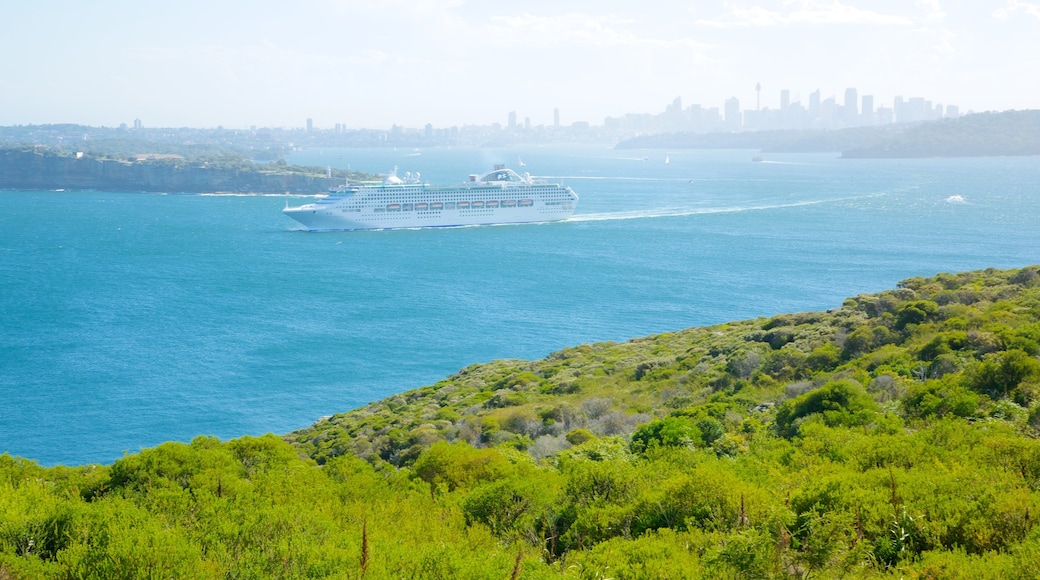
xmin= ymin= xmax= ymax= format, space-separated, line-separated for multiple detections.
xmin=774 ymin=380 xmax=878 ymax=437
xmin=630 ymin=417 xmax=702 ymax=452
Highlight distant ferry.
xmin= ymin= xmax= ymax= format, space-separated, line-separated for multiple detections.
xmin=283 ymin=165 xmax=578 ymax=231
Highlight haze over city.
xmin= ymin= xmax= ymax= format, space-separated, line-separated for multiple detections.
xmin=2 ymin=0 xmax=1038 ymax=130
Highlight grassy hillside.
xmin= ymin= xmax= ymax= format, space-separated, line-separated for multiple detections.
xmin=3 ymin=265 xmax=1040 ymax=578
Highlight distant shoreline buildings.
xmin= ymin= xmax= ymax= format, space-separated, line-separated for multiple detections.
xmin=603 ymin=88 xmax=960 ymax=135
xmin=347 ymin=87 xmax=963 ymax=145
xmin=0 ymin=87 xmax=974 ymax=150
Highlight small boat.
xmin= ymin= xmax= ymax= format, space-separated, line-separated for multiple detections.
xmin=415 ymin=203 xmax=429 ymax=210
xmin=486 ymin=200 xmax=499 ymax=208
xmin=471 ymin=201 xmax=485 ymax=208
xmin=518 ymin=199 xmax=533 ymax=207
xmin=457 ymin=201 xmax=470 ymax=209
xmin=665 ymin=155 xmax=670 ymax=164
xmin=387 ymin=204 xmax=401 ymax=211
xmin=430 ymin=202 xmax=443 ymax=210
xmin=752 ymin=155 xmax=764 ymax=162
xmin=518 ymin=156 xmax=526 ymax=167
xmin=501 ymin=200 xmax=517 ymax=207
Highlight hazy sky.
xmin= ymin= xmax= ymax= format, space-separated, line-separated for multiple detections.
xmin=2 ymin=0 xmax=1037 ymax=129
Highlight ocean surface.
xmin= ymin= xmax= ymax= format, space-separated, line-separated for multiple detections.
xmin=1 ymin=146 xmax=1038 ymax=466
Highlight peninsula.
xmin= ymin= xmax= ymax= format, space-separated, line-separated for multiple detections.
xmin=0 ymin=147 xmax=366 ymax=194
xmin=616 ymin=109 xmax=1040 ymax=158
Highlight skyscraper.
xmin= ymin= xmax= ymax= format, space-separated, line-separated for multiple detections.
xmin=780 ymin=90 xmax=790 ymax=111
xmin=844 ymin=88 xmax=858 ymax=125
xmin=724 ymin=97 xmax=741 ymax=130
xmin=508 ymin=111 xmax=517 ymax=129
xmin=553 ymin=108 xmax=560 ymax=127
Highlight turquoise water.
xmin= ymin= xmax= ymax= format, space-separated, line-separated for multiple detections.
xmin=1 ymin=146 xmax=1038 ymax=465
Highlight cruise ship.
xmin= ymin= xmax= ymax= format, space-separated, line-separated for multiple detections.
xmin=283 ymin=165 xmax=578 ymax=231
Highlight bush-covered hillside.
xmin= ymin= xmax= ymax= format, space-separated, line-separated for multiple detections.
xmin=289 ymin=265 xmax=1040 ymax=466
xmin=3 ymin=265 xmax=1040 ymax=578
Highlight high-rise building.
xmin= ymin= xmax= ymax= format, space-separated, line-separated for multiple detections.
xmin=553 ymin=108 xmax=560 ymax=127
xmin=809 ymin=90 xmax=821 ymax=119
xmin=909 ymin=97 xmax=927 ymax=122
xmin=306 ymin=118 xmax=313 ymax=132
xmin=133 ymin=119 xmax=142 ymax=130
xmin=508 ymin=111 xmax=517 ymax=128
xmin=844 ymin=88 xmax=858 ymax=125
xmin=861 ymin=95 xmax=874 ymax=125
xmin=780 ymin=90 xmax=790 ymax=111
xmin=724 ymin=97 xmax=742 ymax=130
xmin=820 ymin=97 xmax=837 ymax=127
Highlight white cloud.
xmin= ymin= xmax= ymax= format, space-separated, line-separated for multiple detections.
xmin=484 ymin=13 xmax=711 ymax=51
xmin=918 ymin=0 xmax=947 ymax=22
xmin=697 ymin=1 xmax=914 ymax=28
xmin=993 ymin=0 xmax=1040 ymax=21
xmin=906 ymin=26 xmax=957 ymax=64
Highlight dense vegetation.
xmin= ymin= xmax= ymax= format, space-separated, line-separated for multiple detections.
xmin=841 ymin=110 xmax=1040 ymax=158
xmin=616 ymin=110 xmax=1040 ymax=158
xmin=0 ymin=146 xmax=364 ymax=179
xmin=0 ymin=147 xmax=374 ymax=194
xmin=4 ymin=266 xmax=1040 ymax=578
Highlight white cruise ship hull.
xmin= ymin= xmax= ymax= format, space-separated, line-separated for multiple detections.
xmin=283 ymin=168 xmax=578 ymax=231
xmin=285 ymin=203 xmax=575 ymax=231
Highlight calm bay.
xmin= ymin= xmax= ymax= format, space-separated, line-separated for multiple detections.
xmin=1 ymin=146 xmax=1037 ymax=465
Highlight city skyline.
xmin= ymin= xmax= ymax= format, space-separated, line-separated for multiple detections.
xmin=1 ymin=1 xmax=1038 ymax=129
xmin=282 ymin=80 xmax=960 ymax=140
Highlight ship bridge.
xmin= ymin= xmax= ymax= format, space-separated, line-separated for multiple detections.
xmin=475 ymin=165 xmax=531 ymax=184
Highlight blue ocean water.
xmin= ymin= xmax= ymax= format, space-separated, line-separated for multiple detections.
xmin=1 ymin=146 xmax=1038 ymax=466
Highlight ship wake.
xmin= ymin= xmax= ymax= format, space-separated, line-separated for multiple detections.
xmin=568 ymin=194 xmax=886 ymax=223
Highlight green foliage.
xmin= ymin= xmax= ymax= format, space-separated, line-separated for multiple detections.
xmin=896 ymin=300 xmax=940 ymax=329
xmin=966 ymin=349 xmax=1040 ymax=400
xmin=775 ymin=380 xmax=878 ymax=437
xmin=412 ymin=441 xmax=513 ymax=492
xmin=903 ymin=378 xmax=980 ymax=419
xmin=4 ymin=265 xmax=1040 ymax=577
xmin=463 ymin=475 xmax=557 ymax=540
xmin=630 ymin=416 xmax=702 ymax=452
